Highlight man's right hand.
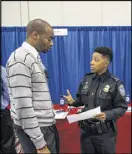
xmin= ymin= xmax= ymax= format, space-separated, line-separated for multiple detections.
xmin=37 ymin=145 xmax=50 ymax=154
xmin=63 ymin=89 xmax=75 ymax=105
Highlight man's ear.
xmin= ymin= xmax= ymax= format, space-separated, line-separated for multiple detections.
xmin=31 ymin=31 xmax=39 ymax=40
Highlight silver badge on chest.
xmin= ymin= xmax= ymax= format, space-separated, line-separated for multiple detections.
xmin=103 ymin=85 xmax=110 ymax=93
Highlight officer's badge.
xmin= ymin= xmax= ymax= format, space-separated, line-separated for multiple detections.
xmin=83 ymin=82 xmax=88 ymax=89
xmin=118 ymin=85 xmax=125 ymax=96
xmin=103 ymin=85 xmax=110 ymax=92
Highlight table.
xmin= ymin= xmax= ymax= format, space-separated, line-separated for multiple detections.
xmin=54 ymin=104 xmax=131 ymax=154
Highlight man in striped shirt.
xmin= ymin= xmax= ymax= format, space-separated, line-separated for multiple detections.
xmin=6 ymin=19 xmax=59 ymax=154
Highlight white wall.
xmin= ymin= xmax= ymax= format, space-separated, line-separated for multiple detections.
xmin=2 ymin=1 xmax=131 ymax=26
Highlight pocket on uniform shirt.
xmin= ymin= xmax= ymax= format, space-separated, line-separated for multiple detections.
xmin=81 ymin=89 xmax=88 ymax=95
xmin=99 ymin=90 xmax=111 ymax=100
xmin=98 ymin=91 xmax=112 ymax=109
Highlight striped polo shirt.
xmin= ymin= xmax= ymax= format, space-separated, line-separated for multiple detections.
xmin=6 ymin=42 xmax=55 ymax=149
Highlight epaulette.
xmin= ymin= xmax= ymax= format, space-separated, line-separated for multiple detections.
xmin=85 ymin=72 xmax=95 ymax=76
xmin=110 ymin=74 xmax=120 ymax=82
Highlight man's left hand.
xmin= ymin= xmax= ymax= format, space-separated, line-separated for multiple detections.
xmin=94 ymin=112 xmax=106 ymax=121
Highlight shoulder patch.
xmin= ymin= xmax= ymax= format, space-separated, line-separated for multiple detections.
xmin=118 ymin=84 xmax=126 ymax=96
xmin=110 ymin=74 xmax=119 ymax=82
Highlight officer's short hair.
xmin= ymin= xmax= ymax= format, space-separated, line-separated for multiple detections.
xmin=93 ymin=46 xmax=113 ymax=62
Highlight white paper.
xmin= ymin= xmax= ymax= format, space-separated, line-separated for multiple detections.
xmin=53 ymin=29 xmax=68 ymax=36
xmin=67 ymin=106 xmax=101 ymax=123
xmin=53 ymin=110 xmax=69 ymax=119
xmin=126 ymin=106 xmax=131 ymax=112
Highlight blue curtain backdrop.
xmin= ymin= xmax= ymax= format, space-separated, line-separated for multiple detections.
xmin=1 ymin=26 xmax=131 ymax=104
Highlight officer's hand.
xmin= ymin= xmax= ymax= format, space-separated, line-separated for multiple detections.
xmin=94 ymin=112 xmax=106 ymax=121
xmin=63 ymin=89 xmax=75 ymax=105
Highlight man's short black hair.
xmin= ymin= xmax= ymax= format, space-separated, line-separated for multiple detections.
xmin=93 ymin=46 xmax=113 ymax=62
xmin=26 ymin=19 xmax=51 ymax=37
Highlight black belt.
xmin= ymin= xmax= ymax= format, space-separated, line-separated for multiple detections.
xmin=79 ymin=120 xmax=113 ymax=134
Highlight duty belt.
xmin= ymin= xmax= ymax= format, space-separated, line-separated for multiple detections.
xmin=78 ymin=119 xmax=114 ymax=134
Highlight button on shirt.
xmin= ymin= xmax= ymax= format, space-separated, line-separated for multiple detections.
xmin=91 ymin=71 xmax=110 ymax=108
xmin=76 ymin=70 xmax=112 ymax=110
xmin=73 ymin=70 xmax=127 ymax=121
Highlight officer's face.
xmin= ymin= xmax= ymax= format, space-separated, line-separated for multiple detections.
xmin=90 ymin=52 xmax=109 ymax=74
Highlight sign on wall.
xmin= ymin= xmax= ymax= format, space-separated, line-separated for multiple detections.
xmin=53 ymin=29 xmax=68 ymax=36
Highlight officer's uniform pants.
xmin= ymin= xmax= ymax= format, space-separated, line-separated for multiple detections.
xmin=80 ymin=128 xmax=116 ymax=154
xmin=14 ymin=124 xmax=60 ymax=154
xmin=0 ymin=109 xmax=17 ymax=154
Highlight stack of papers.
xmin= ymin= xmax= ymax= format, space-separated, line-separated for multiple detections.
xmin=53 ymin=110 xmax=69 ymax=119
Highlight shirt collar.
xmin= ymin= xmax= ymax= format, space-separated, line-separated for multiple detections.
xmin=93 ymin=70 xmax=110 ymax=82
xmin=22 ymin=42 xmax=39 ymax=60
